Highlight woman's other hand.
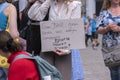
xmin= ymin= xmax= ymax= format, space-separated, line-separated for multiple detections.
xmin=109 ymin=23 xmax=120 ymax=32
xmin=54 ymin=49 xmax=70 ymax=56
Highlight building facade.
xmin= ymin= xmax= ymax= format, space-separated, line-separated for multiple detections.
xmin=81 ymin=0 xmax=103 ymax=18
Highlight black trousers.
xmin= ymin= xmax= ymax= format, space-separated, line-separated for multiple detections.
xmin=27 ymin=22 xmax=41 ymax=55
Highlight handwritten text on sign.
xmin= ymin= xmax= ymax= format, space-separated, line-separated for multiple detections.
xmin=40 ymin=19 xmax=85 ymax=52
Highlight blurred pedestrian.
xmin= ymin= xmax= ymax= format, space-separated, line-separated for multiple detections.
xmin=91 ymin=14 xmax=99 ymax=49
xmin=96 ymin=0 xmax=120 ymax=80
xmin=81 ymin=13 xmax=89 ymax=47
xmin=85 ymin=16 xmax=92 ymax=47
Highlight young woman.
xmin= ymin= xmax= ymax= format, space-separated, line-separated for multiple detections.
xmin=28 ymin=0 xmax=84 ymax=80
xmin=0 ymin=0 xmax=19 ymax=79
xmin=96 ymin=0 xmax=120 ymax=80
xmin=0 ymin=31 xmax=40 ymax=80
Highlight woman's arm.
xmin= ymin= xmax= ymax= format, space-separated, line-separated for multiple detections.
xmin=28 ymin=0 xmax=51 ymax=21
xmin=109 ymin=24 xmax=120 ymax=32
xmin=7 ymin=4 xmax=19 ymax=38
xmin=97 ymin=23 xmax=120 ymax=34
xmin=97 ymin=25 xmax=111 ymax=34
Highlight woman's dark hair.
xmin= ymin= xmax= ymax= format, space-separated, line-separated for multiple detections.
xmin=23 ymin=0 xmax=36 ymax=14
xmin=0 ymin=31 xmax=23 ymax=53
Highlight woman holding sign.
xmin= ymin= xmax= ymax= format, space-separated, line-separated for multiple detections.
xmin=28 ymin=0 xmax=84 ymax=80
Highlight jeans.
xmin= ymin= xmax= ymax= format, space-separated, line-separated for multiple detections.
xmin=109 ymin=66 xmax=120 ymax=80
xmin=0 ymin=68 xmax=7 ymax=80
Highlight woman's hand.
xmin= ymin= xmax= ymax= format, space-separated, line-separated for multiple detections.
xmin=109 ymin=23 xmax=120 ymax=32
xmin=54 ymin=49 xmax=70 ymax=56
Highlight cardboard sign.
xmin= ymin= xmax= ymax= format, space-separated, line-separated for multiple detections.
xmin=40 ymin=19 xmax=85 ymax=52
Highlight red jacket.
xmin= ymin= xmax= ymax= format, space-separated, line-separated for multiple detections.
xmin=8 ymin=51 xmax=40 ymax=80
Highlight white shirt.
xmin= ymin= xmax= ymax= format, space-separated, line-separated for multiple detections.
xmin=28 ymin=0 xmax=82 ymax=21
xmin=49 ymin=1 xmax=81 ymax=20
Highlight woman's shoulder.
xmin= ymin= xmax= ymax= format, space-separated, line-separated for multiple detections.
xmin=73 ymin=0 xmax=81 ymax=4
xmin=1 ymin=2 xmax=15 ymax=8
xmin=68 ymin=1 xmax=81 ymax=9
xmin=99 ymin=10 xmax=108 ymax=16
xmin=69 ymin=1 xmax=81 ymax=5
xmin=4 ymin=3 xmax=16 ymax=16
xmin=6 ymin=3 xmax=16 ymax=10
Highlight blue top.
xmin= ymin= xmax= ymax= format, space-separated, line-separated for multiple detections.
xmin=82 ymin=16 xmax=88 ymax=24
xmin=0 ymin=2 xmax=10 ymax=31
xmin=86 ymin=20 xmax=92 ymax=35
xmin=96 ymin=10 xmax=120 ymax=48
xmin=91 ymin=18 xmax=97 ymax=32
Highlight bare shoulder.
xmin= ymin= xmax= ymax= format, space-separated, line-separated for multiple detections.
xmin=70 ymin=0 xmax=82 ymax=5
xmin=4 ymin=4 xmax=16 ymax=16
xmin=7 ymin=4 xmax=16 ymax=11
xmin=68 ymin=1 xmax=82 ymax=8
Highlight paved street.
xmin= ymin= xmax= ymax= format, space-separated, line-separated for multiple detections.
xmin=80 ymin=35 xmax=111 ymax=80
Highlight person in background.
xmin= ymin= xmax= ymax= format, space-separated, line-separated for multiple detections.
xmin=96 ymin=0 xmax=120 ymax=80
xmin=19 ymin=0 xmax=36 ymax=52
xmin=28 ymin=0 xmax=84 ymax=80
xmin=91 ymin=13 xmax=99 ymax=49
xmin=81 ymin=13 xmax=89 ymax=47
xmin=85 ymin=16 xmax=92 ymax=47
xmin=0 ymin=31 xmax=40 ymax=80
xmin=19 ymin=0 xmax=28 ymax=20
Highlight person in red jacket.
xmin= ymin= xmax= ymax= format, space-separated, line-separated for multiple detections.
xmin=0 ymin=31 xmax=40 ymax=80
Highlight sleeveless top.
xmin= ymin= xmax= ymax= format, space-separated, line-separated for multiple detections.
xmin=0 ymin=2 xmax=10 ymax=31
xmin=0 ymin=3 xmax=10 ymax=80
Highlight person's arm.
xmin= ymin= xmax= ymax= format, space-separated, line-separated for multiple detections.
xmin=28 ymin=0 xmax=51 ymax=21
xmin=109 ymin=23 xmax=120 ymax=32
xmin=96 ymin=10 xmax=110 ymax=34
xmin=97 ymin=25 xmax=111 ymax=34
xmin=8 ymin=4 xmax=19 ymax=38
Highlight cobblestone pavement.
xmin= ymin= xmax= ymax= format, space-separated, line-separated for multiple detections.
xmin=80 ymin=35 xmax=111 ymax=80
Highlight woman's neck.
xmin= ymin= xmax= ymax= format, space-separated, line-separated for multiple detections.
xmin=110 ymin=4 xmax=120 ymax=10
xmin=109 ymin=4 xmax=120 ymax=16
xmin=57 ymin=0 xmax=65 ymax=3
xmin=111 ymin=3 xmax=120 ymax=8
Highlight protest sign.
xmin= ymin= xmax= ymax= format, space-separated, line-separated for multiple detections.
xmin=40 ymin=19 xmax=85 ymax=52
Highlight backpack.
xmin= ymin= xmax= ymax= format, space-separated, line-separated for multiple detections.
xmin=13 ymin=53 xmax=62 ymax=80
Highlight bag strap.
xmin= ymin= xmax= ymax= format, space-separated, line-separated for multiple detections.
xmin=13 ymin=53 xmax=34 ymax=63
